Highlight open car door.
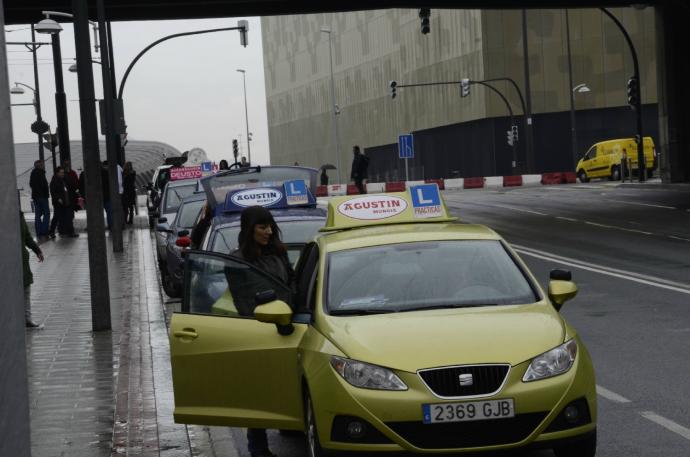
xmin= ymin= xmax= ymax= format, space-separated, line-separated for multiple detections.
xmin=169 ymin=251 xmax=307 ymax=430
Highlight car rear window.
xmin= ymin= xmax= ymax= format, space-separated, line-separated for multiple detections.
xmin=163 ymin=184 xmax=197 ymax=213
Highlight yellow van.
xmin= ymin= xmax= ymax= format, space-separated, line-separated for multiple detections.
xmin=576 ymin=137 xmax=656 ymax=182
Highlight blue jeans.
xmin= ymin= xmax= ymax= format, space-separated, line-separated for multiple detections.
xmin=247 ymin=428 xmax=268 ymax=454
xmin=33 ymin=198 xmax=50 ymax=236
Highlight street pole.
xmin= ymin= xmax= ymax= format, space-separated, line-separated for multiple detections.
xmin=30 ymin=26 xmax=46 ymax=163
xmin=0 ymin=3 xmax=32 ymax=454
xmin=323 ymin=29 xmax=342 ymax=183
xmin=97 ymin=0 xmax=124 ymax=253
xmin=107 ymin=21 xmax=124 ymax=166
xmin=521 ymin=10 xmax=535 ymax=173
xmin=73 ymin=0 xmax=112 ymax=331
xmin=50 ymin=31 xmax=71 ymax=165
xmin=600 ymin=8 xmax=645 ymax=182
xmin=238 ymin=69 xmax=251 ymax=164
xmin=566 ymin=9 xmax=578 ymax=168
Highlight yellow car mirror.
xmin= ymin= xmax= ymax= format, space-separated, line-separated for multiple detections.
xmin=254 ymin=300 xmax=294 ymax=335
xmin=548 ymin=280 xmax=578 ymax=311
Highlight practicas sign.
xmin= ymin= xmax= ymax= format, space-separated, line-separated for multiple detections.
xmin=337 ymin=195 xmax=408 ymax=220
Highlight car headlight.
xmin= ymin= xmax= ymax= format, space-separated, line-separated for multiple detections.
xmin=330 ymin=356 xmax=407 ymax=391
xmin=522 ymin=339 xmax=577 ymax=382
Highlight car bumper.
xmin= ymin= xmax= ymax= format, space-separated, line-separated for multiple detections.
xmin=307 ymin=338 xmax=596 ymax=453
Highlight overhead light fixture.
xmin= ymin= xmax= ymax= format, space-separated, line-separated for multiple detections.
xmin=34 ymin=18 xmax=63 ymax=34
xmin=10 ymin=84 xmax=25 ymax=94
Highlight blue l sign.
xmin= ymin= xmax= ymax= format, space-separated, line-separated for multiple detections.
xmin=284 ymin=180 xmax=309 ymax=205
xmin=398 ymin=134 xmax=414 ymax=159
xmin=410 ymin=184 xmax=442 ymax=219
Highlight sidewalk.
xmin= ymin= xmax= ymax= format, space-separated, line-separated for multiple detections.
xmin=24 ymin=216 xmax=191 ymax=457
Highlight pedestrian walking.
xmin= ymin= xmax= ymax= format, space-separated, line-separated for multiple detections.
xmin=350 ymin=145 xmax=369 ymax=194
xmin=320 ymin=168 xmax=329 ymax=186
xmin=29 ymin=159 xmax=51 ymax=236
xmin=49 ymin=166 xmax=77 ymax=237
xmin=122 ymin=161 xmax=137 ymax=225
xmin=102 ymin=161 xmax=112 ymax=229
xmin=20 ymin=211 xmax=44 ymax=328
xmin=231 ymin=206 xmax=294 ymax=457
xmin=63 ymin=161 xmax=80 ymax=228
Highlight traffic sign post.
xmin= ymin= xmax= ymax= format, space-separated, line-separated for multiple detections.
xmin=398 ymin=134 xmax=414 ymax=181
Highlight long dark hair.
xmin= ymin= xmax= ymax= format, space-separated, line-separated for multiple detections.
xmin=237 ymin=206 xmax=286 ymax=261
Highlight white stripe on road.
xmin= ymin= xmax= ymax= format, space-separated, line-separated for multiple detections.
xmin=584 ymin=221 xmax=653 ymax=235
xmin=605 ymin=199 xmax=677 ymax=210
xmin=596 ymin=385 xmax=631 ymax=403
xmin=640 ymin=411 xmax=690 ymax=440
xmin=512 ymin=244 xmax=690 ymax=295
xmin=669 ymin=235 xmax=690 ymax=242
xmin=555 ymin=216 xmax=578 ymax=222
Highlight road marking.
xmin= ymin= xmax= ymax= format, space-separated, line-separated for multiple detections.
xmin=584 ymin=221 xmax=653 ymax=235
xmin=512 ymin=244 xmax=690 ymax=295
xmin=669 ymin=235 xmax=690 ymax=242
xmin=606 ymin=199 xmax=677 ymax=210
xmin=640 ymin=412 xmax=690 ymax=440
xmin=556 ymin=216 xmax=578 ymax=222
xmin=596 ymin=385 xmax=632 ymax=403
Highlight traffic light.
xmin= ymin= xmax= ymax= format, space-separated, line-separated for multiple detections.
xmin=42 ymin=130 xmax=58 ymax=151
xmin=389 ymin=80 xmax=397 ymax=99
xmin=238 ymin=20 xmax=249 ymax=47
xmin=626 ymin=76 xmax=638 ymax=108
xmin=232 ymin=139 xmax=239 ymax=158
xmin=419 ymin=9 xmax=431 ymax=35
xmin=511 ymin=125 xmax=519 ymax=143
xmin=507 ymin=129 xmax=514 ymax=146
xmin=460 ymin=78 xmax=470 ymax=98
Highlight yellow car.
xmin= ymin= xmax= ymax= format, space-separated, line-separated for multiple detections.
xmin=170 ymin=184 xmax=597 ymax=456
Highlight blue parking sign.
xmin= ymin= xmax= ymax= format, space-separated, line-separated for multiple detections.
xmin=398 ymin=134 xmax=414 ymax=159
xmin=410 ymin=184 xmax=442 ymax=219
xmin=284 ymin=180 xmax=309 ymax=205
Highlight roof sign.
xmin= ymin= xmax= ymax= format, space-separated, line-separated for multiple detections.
xmin=221 ymin=181 xmax=316 ymax=213
xmin=321 ymin=183 xmax=456 ymax=231
xmin=170 ymin=163 xmax=218 ymax=181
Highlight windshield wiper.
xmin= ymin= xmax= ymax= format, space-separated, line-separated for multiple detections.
xmin=402 ymin=304 xmax=499 ymax=312
xmin=330 ymin=308 xmax=398 ymax=316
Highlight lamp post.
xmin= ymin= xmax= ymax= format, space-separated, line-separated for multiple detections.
xmin=321 ymin=26 xmax=342 ymax=183
xmin=237 ymin=69 xmax=252 ymax=164
xmin=9 ymin=82 xmax=51 ymax=169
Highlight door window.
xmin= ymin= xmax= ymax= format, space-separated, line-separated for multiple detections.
xmin=183 ymin=251 xmax=292 ymax=317
xmin=583 ymin=146 xmax=596 ymax=160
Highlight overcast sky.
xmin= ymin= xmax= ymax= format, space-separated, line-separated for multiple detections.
xmin=6 ymin=16 xmax=270 ymax=166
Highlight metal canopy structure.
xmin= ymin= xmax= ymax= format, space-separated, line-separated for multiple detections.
xmin=2 ymin=0 xmax=641 ymax=24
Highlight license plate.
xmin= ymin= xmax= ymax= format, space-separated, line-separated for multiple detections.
xmin=422 ymin=399 xmax=515 ymax=424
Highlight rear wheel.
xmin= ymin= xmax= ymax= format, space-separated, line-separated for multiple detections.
xmin=553 ymin=431 xmax=596 ymax=457
xmin=161 ymin=263 xmax=181 ymax=298
xmin=610 ymin=165 xmax=621 ymax=181
xmin=578 ymin=170 xmax=589 ymax=183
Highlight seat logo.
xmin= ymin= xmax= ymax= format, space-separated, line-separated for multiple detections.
xmin=459 ymin=374 xmax=473 ymax=386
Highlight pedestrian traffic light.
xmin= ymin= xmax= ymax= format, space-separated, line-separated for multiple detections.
xmin=389 ymin=80 xmax=397 ymax=99
xmin=507 ymin=130 xmax=514 ymax=146
xmin=626 ymin=76 xmax=638 ymax=108
xmin=232 ymin=139 xmax=239 ymax=158
xmin=511 ymin=125 xmax=519 ymax=142
xmin=460 ymin=78 xmax=470 ymax=98
xmin=419 ymin=9 xmax=431 ymax=35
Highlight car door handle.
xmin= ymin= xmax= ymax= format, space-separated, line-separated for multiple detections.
xmin=173 ymin=329 xmax=198 ymax=339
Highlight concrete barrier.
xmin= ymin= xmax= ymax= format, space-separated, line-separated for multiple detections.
xmin=405 ymin=180 xmax=425 ymax=189
xmin=522 ymin=174 xmax=542 ymax=186
xmin=316 ymin=185 xmax=328 ymax=197
xmin=503 ymin=175 xmax=523 ymax=187
xmin=541 ymin=172 xmax=563 ymax=185
xmin=425 ymin=178 xmax=445 ymax=190
xmin=485 ymin=176 xmax=503 ymax=187
xmin=562 ymin=172 xmax=577 ymax=184
xmin=444 ymin=178 xmax=464 ymax=190
xmin=464 ymin=177 xmax=485 ymax=189
xmin=327 ymin=184 xmax=347 ymax=196
xmin=346 ymin=184 xmax=360 ymax=195
xmin=385 ymin=182 xmax=406 ymax=192
xmin=366 ymin=182 xmax=385 ymax=193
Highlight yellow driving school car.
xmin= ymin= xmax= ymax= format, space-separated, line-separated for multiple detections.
xmin=169 ymin=184 xmax=597 ymax=457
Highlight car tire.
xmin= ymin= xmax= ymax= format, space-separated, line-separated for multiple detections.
xmin=304 ymin=392 xmax=329 ymax=457
xmin=610 ymin=165 xmax=621 ymax=181
xmin=161 ymin=264 xmax=181 ymax=298
xmin=553 ymin=431 xmax=596 ymax=457
xmin=578 ymin=170 xmax=589 ymax=183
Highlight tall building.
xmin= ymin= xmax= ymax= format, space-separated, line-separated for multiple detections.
xmin=261 ymin=8 xmax=657 ymax=181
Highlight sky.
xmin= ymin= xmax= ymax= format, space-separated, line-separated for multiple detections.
xmin=6 ymin=16 xmax=270 ymax=166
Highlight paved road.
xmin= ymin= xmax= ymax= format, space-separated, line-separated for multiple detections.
xmin=185 ymin=183 xmax=690 ymax=456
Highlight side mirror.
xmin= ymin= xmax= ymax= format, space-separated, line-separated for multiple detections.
xmin=548 ymin=280 xmax=578 ymax=311
xmin=177 ymin=229 xmax=190 ymax=237
xmin=157 ymin=216 xmax=168 ymax=224
xmin=550 ymin=269 xmax=572 ymax=281
xmin=254 ymin=298 xmax=294 ymax=335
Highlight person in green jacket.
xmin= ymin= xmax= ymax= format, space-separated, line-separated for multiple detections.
xmin=21 ymin=211 xmax=44 ymax=328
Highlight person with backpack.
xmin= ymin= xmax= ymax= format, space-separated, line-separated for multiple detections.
xmin=350 ymin=145 xmax=369 ymax=194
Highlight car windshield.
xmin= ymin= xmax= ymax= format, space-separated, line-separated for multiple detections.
xmin=327 ymin=240 xmax=537 ymax=315
xmin=211 ymin=219 xmax=325 ymax=264
xmin=176 ymin=200 xmax=205 ymax=229
xmin=163 ymin=184 xmax=197 ymax=213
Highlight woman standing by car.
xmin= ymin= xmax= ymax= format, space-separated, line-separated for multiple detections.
xmin=232 ymin=205 xmax=294 ymax=457
xmin=122 ymin=162 xmax=137 ymax=225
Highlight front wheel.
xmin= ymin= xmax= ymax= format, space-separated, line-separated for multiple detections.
xmin=305 ymin=392 xmax=329 ymax=457
xmin=578 ymin=170 xmax=589 ymax=183
xmin=553 ymin=431 xmax=596 ymax=457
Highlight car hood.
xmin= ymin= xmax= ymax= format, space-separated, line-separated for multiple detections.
xmin=319 ymin=303 xmax=565 ymax=372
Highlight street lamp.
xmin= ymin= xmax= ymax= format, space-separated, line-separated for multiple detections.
xmin=68 ymin=59 xmax=102 ymax=72
xmin=237 ymin=69 xmax=252 ymax=165
xmin=10 ymin=83 xmax=27 ymax=95
xmin=321 ymin=26 xmax=342 ymax=183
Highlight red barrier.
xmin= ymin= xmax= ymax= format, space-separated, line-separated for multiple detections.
xmin=346 ymin=184 xmax=360 ymax=195
xmin=316 ymin=185 xmax=328 ymax=197
xmin=425 ymin=179 xmax=445 ymax=190
xmin=385 ymin=182 xmax=406 ymax=192
xmin=464 ymin=177 xmax=485 ymax=189
xmin=562 ymin=172 xmax=577 ymax=184
xmin=541 ymin=172 xmax=563 ymax=185
xmin=503 ymin=175 xmax=523 ymax=187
